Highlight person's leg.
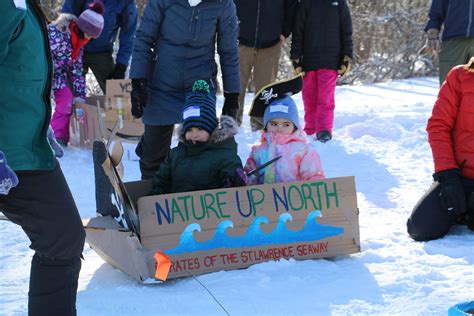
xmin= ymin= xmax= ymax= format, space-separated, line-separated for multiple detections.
xmin=237 ymin=45 xmax=255 ymax=126
xmin=315 ymin=69 xmax=338 ymax=134
xmin=251 ymin=42 xmax=282 ymax=131
xmin=0 ymin=163 xmax=85 ymax=315
xmin=407 ymin=181 xmax=457 ymax=241
xmin=51 ymin=87 xmax=74 ymax=142
xmin=439 ymin=38 xmax=471 ymax=85
xmin=83 ymin=52 xmax=115 ymax=93
xmin=301 ymin=70 xmax=318 ymax=135
xmin=135 ymin=124 xmax=175 ymax=180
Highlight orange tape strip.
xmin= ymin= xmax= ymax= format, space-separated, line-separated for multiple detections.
xmin=154 ymin=251 xmax=171 ymax=281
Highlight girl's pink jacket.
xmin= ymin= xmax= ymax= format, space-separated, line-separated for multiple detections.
xmin=244 ymin=130 xmax=325 ymax=184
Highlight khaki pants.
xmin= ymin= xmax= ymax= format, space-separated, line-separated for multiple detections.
xmin=439 ymin=37 xmax=474 ymax=84
xmin=238 ymin=42 xmax=282 ymax=130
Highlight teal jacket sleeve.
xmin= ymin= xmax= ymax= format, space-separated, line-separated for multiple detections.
xmin=0 ymin=1 xmax=27 ymax=63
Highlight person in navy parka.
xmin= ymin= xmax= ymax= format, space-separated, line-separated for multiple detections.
xmin=130 ymin=0 xmax=241 ymax=180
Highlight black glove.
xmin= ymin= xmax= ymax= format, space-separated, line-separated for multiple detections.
xmin=292 ymin=59 xmax=302 ymax=74
xmin=130 ymin=79 xmax=147 ymax=119
xmin=433 ymin=168 xmax=467 ymax=216
xmin=223 ymin=169 xmax=247 ymax=188
xmin=338 ymin=55 xmax=352 ymax=76
xmin=222 ymin=92 xmax=239 ymax=119
xmin=107 ymin=63 xmax=127 ymax=80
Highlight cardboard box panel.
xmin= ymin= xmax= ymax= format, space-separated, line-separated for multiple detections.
xmin=69 ymin=80 xmax=140 ymax=148
xmin=85 ymin=217 xmax=152 ymax=282
xmin=85 ymin=155 xmax=360 ymax=282
xmin=135 ymin=177 xmax=360 ymax=279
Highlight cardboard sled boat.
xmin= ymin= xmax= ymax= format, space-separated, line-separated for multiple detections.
xmin=84 ymin=140 xmax=361 ymax=283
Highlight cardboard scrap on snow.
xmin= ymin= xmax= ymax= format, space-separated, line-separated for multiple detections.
xmin=84 ymin=172 xmax=360 ymax=282
xmin=69 ymin=79 xmax=143 ymax=148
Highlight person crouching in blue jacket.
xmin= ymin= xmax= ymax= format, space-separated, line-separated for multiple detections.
xmin=130 ymin=0 xmax=241 ymax=180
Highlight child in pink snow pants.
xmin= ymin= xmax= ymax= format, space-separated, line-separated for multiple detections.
xmin=49 ymin=1 xmax=105 ymax=146
xmin=290 ymin=0 xmax=353 ymax=143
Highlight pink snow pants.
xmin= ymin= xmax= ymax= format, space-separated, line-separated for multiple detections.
xmin=301 ymin=69 xmax=338 ymax=135
xmin=51 ymin=86 xmax=74 ymax=141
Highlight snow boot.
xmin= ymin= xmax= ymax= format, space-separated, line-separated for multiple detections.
xmin=317 ymin=130 xmax=332 ymax=143
xmin=92 ymin=140 xmax=120 ymax=218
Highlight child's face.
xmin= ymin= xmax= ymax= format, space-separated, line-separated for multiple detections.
xmin=266 ymin=118 xmax=295 ymax=135
xmin=185 ymin=127 xmax=210 ymax=144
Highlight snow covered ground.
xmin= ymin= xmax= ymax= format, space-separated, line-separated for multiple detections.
xmin=1 ymin=77 xmax=473 ymax=315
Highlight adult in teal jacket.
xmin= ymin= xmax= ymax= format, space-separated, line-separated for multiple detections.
xmin=62 ymin=0 xmax=138 ymax=92
xmin=0 ymin=1 xmax=85 ymax=314
xmin=130 ymin=0 xmax=241 ymax=179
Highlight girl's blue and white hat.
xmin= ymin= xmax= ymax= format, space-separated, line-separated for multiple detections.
xmin=263 ymin=95 xmax=300 ymax=129
xmin=182 ymin=80 xmax=218 ymax=134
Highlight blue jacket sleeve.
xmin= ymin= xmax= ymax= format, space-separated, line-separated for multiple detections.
xmin=116 ymin=2 xmax=138 ymax=66
xmin=425 ymin=0 xmax=448 ymax=31
xmin=129 ymin=0 xmax=164 ymax=80
xmin=61 ymin=0 xmax=82 ymax=15
xmin=216 ymin=0 xmax=241 ymax=94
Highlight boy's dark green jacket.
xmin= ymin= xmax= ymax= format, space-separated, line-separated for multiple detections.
xmin=0 ymin=0 xmax=55 ymax=171
xmin=150 ymin=116 xmax=243 ymax=195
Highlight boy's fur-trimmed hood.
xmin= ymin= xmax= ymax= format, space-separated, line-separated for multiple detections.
xmin=51 ymin=13 xmax=77 ymax=33
xmin=177 ymin=115 xmax=239 ymax=144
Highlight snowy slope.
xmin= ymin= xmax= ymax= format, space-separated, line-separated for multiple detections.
xmin=1 ymin=77 xmax=473 ymax=316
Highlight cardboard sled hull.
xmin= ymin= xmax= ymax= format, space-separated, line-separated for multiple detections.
xmin=85 ymin=217 xmax=359 ymax=282
xmin=84 ymin=176 xmax=360 ymax=283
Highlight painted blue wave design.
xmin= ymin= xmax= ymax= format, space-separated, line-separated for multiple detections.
xmin=166 ymin=211 xmax=344 ymax=255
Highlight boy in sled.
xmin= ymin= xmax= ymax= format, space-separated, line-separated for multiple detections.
xmin=150 ymin=80 xmax=245 ymax=195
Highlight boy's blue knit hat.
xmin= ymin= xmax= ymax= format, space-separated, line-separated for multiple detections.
xmin=182 ymin=80 xmax=218 ymax=134
xmin=263 ymin=95 xmax=300 ymax=129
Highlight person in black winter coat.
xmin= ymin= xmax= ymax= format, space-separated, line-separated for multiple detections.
xmin=290 ymin=0 xmax=353 ymax=143
xmin=235 ymin=0 xmax=297 ymax=131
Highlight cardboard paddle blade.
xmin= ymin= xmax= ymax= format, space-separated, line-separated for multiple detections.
xmin=248 ymin=74 xmax=303 ymax=118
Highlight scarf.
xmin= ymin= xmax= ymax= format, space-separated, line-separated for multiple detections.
xmin=70 ymin=21 xmax=89 ymax=61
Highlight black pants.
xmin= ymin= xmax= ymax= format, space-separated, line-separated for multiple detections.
xmin=407 ymin=178 xmax=474 ymax=241
xmin=136 ymin=124 xmax=175 ymax=180
xmin=83 ymin=52 xmax=115 ymax=94
xmin=0 ymin=162 xmax=85 ymax=316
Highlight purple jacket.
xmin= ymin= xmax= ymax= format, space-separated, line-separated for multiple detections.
xmin=47 ymin=14 xmax=86 ymax=99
